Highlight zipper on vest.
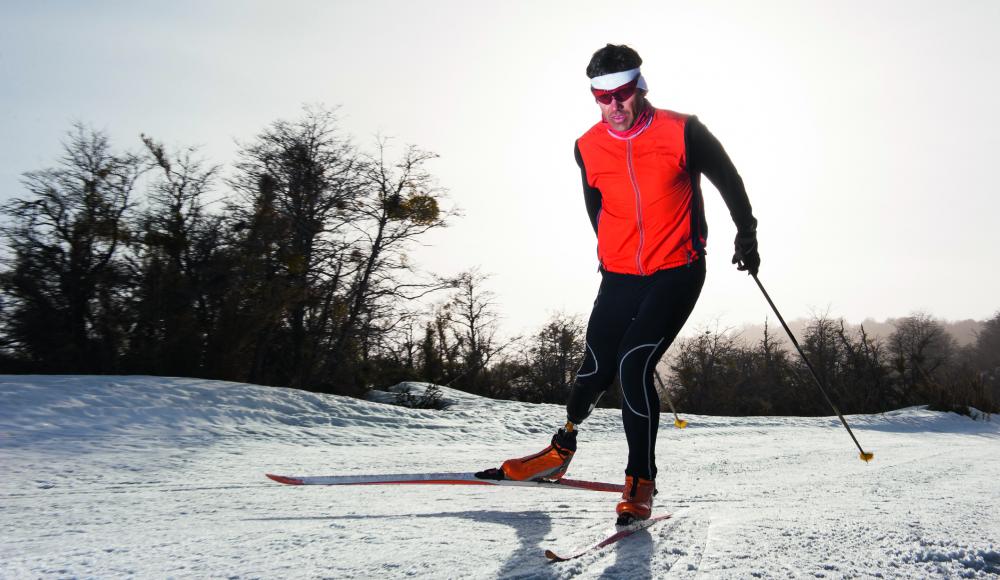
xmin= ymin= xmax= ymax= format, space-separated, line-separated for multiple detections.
xmin=626 ymin=140 xmax=646 ymax=275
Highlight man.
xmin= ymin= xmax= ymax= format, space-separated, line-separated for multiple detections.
xmin=481 ymin=44 xmax=760 ymax=525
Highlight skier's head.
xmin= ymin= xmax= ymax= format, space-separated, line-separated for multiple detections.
xmin=586 ymin=44 xmax=648 ymax=132
xmin=586 ymin=44 xmax=643 ymax=79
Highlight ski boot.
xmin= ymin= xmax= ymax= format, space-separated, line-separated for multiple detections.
xmin=477 ymin=426 xmax=577 ymax=482
xmin=501 ymin=427 xmax=577 ymax=481
xmin=616 ymin=475 xmax=656 ymax=525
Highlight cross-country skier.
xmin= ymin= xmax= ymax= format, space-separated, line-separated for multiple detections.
xmin=480 ymin=44 xmax=760 ymax=525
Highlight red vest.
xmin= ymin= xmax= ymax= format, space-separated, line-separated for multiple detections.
xmin=576 ymin=108 xmax=705 ymax=275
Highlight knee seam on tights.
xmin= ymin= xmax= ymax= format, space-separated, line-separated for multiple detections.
xmin=618 ymin=338 xmax=663 ymax=419
xmin=576 ymin=341 xmax=598 ymax=378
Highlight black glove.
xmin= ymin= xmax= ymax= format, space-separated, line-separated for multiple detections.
xmin=732 ymin=229 xmax=760 ymax=276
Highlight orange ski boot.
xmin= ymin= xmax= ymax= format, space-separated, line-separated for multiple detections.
xmin=616 ymin=475 xmax=656 ymax=525
xmin=500 ymin=427 xmax=577 ymax=481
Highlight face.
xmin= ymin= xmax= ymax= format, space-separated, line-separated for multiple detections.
xmin=596 ymin=88 xmax=645 ymax=132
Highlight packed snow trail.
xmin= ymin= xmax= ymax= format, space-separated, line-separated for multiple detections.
xmin=2 ymin=376 xmax=999 ymax=578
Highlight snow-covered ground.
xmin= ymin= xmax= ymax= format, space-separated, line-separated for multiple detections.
xmin=2 ymin=376 xmax=998 ymax=578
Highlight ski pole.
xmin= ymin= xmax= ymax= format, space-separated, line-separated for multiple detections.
xmin=748 ymin=271 xmax=874 ymax=462
xmin=653 ymin=371 xmax=688 ymax=429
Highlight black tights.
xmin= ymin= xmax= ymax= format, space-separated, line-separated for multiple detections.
xmin=566 ymin=259 xmax=705 ymax=480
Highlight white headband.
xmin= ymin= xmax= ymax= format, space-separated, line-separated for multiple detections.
xmin=590 ymin=67 xmax=648 ymax=92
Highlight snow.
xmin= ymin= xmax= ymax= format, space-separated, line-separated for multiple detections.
xmin=2 ymin=375 xmax=999 ymax=578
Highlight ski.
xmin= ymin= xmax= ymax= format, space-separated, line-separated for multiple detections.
xmin=544 ymin=513 xmax=672 ymax=562
xmin=265 ymin=471 xmax=624 ymax=493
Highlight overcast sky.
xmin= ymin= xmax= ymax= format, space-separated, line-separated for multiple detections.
xmin=3 ymin=0 xmax=999 ymax=341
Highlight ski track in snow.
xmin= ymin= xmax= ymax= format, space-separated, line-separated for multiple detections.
xmin=2 ymin=375 xmax=999 ymax=578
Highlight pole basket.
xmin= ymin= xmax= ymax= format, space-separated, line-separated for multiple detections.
xmin=859 ymin=451 xmax=874 ymax=462
xmin=673 ymin=418 xmax=688 ymax=429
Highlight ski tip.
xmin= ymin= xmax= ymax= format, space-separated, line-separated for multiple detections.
xmin=266 ymin=473 xmax=304 ymax=485
xmin=544 ymin=549 xmax=567 ymax=562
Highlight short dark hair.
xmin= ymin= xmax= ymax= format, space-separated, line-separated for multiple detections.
xmin=586 ymin=44 xmax=643 ymax=78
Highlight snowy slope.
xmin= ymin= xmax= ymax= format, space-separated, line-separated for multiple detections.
xmin=2 ymin=375 xmax=999 ymax=578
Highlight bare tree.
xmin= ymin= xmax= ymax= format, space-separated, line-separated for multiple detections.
xmin=669 ymin=325 xmax=742 ymax=414
xmin=520 ymin=311 xmax=585 ymax=403
xmin=0 ymin=124 xmax=145 ymax=371
xmin=327 ymin=137 xmax=454 ymax=390
xmin=972 ymin=311 xmax=1000 ymax=374
xmin=438 ymin=269 xmax=516 ymax=395
xmin=888 ymin=312 xmax=957 ymax=404
xmin=128 ymin=135 xmax=221 ymax=374
xmin=431 ymin=303 xmax=462 ymax=381
xmin=225 ymin=106 xmax=359 ymax=387
xmin=830 ymin=321 xmax=891 ymax=412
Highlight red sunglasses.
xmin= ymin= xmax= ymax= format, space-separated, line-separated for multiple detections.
xmin=591 ymin=79 xmax=639 ymax=104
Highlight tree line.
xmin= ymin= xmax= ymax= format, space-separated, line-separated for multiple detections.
xmin=2 ymin=107 xmax=996 ymax=416
xmin=0 ymin=108 xmax=444 ymax=393
xmin=0 ymin=108 xmax=591 ymax=402
xmin=667 ymin=312 xmax=1000 ymax=416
